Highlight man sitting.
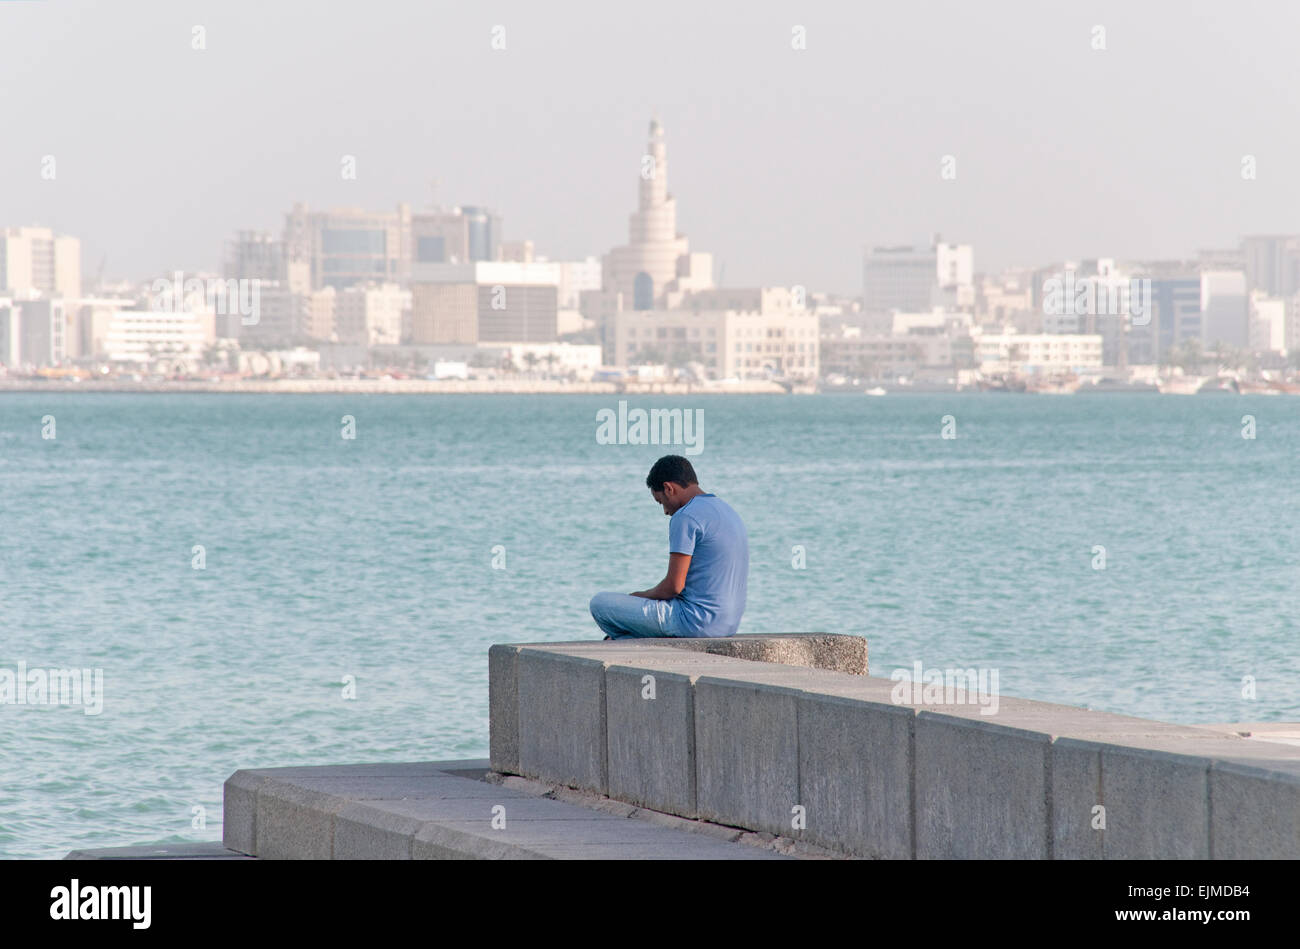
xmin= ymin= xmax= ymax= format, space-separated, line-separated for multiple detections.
xmin=589 ymin=455 xmax=749 ymax=639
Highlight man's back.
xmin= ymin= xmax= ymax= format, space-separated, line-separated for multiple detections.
xmin=668 ymin=493 xmax=748 ymax=637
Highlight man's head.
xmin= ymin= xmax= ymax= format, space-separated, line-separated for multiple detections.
xmin=646 ymin=454 xmax=702 ymax=515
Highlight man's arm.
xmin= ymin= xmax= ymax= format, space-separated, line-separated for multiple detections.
xmin=630 ymin=552 xmax=691 ymax=600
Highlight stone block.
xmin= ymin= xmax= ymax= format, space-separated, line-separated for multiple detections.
xmin=796 ymin=692 xmax=914 ymax=858
xmin=694 ymin=677 xmax=800 ymax=836
xmin=914 ymin=712 xmax=1050 ymax=859
xmin=1096 ymin=741 xmax=1211 ymax=859
xmin=606 ymin=666 xmax=697 ymax=817
xmin=516 ymin=650 xmax=608 ymax=793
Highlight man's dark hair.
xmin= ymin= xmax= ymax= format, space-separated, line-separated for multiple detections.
xmin=646 ymin=455 xmax=698 ymax=491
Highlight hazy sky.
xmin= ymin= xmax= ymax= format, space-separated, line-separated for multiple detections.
xmin=3 ymin=0 xmax=1299 ymax=294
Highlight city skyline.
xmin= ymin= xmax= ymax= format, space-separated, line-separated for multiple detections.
xmin=4 ymin=0 xmax=1300 ymax=294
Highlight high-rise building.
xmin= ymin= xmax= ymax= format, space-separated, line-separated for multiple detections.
xmin=411 ymin=206 xmax=504 ymax=264
xmin=461 ymin=206 xmax=501 ymax=263
xmin=863 ymin=237 xmax=972 ymax=319
xmin=1201 ymin=270 xmax=1248 ymax=349
xmin=15 ymin=298 xmax=72 ymax=366
xmin=1127 ymin=273 xmax=1200 ymax=364
xmin=283 ymin=203 xmax=412 ymax=291
xmin=1241 ymin=235 xmax=1300 ymax=298
xmin=0 ymin=226 xmax=81 ymax=298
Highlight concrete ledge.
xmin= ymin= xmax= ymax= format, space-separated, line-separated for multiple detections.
xmin=495 ymin=638 xmax=1300 ymax=859
xmin=490 ymin=634 xmax=868 ymax=787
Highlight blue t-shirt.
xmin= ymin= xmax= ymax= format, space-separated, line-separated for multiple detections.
xmin=667 ymin=493 xmax=749 ymax=637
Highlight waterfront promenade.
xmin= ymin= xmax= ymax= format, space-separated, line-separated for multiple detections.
xmin=209 ymin=634 xmax=1300 ymax=860
xmin=63 ymin=634 xmax=1300 ymax=859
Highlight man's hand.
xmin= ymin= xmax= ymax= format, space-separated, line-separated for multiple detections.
xmin=630 ymin=552 xmax=691 ymax=600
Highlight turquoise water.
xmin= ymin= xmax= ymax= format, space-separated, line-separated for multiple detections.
xmin=1 ymin=392 xmax=1297 ymax=858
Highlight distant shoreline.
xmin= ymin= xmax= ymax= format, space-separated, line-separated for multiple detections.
xmin=0 ymin=379 xmax=1291 ymax=396
xmin=0 ymin=379 xmax=793 ymax=395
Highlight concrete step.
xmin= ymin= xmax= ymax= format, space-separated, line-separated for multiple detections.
xmin=224 ymin=758 xmax=790 ymax=859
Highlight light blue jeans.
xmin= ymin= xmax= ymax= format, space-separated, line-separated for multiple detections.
xmin=589 ymin=592 xmax=686 ymax=639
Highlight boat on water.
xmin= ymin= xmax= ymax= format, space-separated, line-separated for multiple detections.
xmin=865 ymin=386 xmax=887 ymax=396
xmin=1235 ymin=379 xmax=1300 ymax=395
xmin=976 ymin=374 xmax=1027 ymax=392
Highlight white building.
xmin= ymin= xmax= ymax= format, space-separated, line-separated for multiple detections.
xmin=611 ymin=306 xmax=819 ymax=380
xmin=973 ymin=331 xmax=1103 ymax=373
xmin=1201 ymin=270 xmax=1248 ymax=349
xmin=0 ymin=226 xmax=81 ymax=298
xmin=1248 ymin=292 xmax=1287 ymax=354
xmin=500 ymin=342 xmax=603 ymax=374
xmin=99 ymin=307 xmax=211 ymax=365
